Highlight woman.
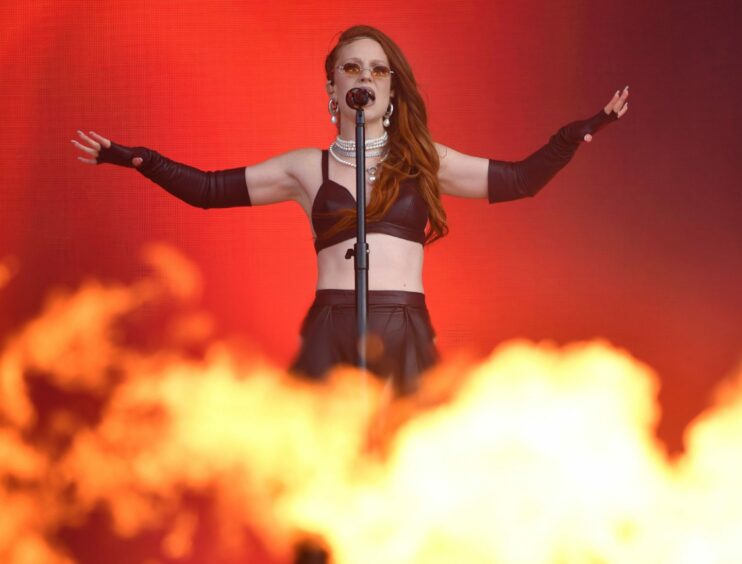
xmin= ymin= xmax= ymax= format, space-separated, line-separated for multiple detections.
xmin=72 ymin=25 xmax=629 ymax=396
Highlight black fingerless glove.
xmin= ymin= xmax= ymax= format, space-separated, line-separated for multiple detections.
xmin=488 ymin=108 xmax=619 ymax=203
xmin=97 ymin=141 xmax=251 ymax=209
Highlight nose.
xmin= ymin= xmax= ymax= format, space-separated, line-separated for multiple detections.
xmin=358 ymin=67 xmax=373 ymax=82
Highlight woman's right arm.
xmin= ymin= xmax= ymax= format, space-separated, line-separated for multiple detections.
xmin=72 ymin=130 xmax=311 ymax=209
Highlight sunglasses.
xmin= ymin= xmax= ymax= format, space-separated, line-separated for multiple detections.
xmin=336 ymin=62 xmax=394 ymax=79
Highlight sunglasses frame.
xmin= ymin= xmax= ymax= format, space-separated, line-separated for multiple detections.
xmin=336 ymin=62 xmax=395 ymax=79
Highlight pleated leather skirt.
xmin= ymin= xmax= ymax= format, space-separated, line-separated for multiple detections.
xmin=289 ymin=289 xmax=439 ymax=395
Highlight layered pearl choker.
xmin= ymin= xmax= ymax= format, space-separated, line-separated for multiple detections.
xmin=329 ymin=132 xmax=389 ymax=183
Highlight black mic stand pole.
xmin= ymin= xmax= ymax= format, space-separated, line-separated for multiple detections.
xmin=344 ymin=87 xmax=374 ymax=379
xmin=352 ymin=106 xmax=369 ymax=372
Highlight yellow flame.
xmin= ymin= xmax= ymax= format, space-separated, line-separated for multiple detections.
xmin=0 ymin=243 xmax=741 ymax=563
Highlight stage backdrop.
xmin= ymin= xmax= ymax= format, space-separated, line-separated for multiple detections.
xmin=1 ymin=0 xmax=740 ymax=453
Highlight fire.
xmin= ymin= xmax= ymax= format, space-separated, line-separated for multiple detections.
xmin=0 ymin=246 xmax=740 ymax=563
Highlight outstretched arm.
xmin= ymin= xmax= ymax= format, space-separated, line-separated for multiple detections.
xmin=437 ymin=87 xmax=630 ymax=201
xmin=72 ymin=131 xmax=309 ymax=208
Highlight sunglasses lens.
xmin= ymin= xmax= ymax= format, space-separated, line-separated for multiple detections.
xmin=372 ymin=65 xmax=391 ymax=78
xmin=339 ymin=62 xmax=392 ymax=78
xmin=342 ymin=63 xmax=361 ymax=74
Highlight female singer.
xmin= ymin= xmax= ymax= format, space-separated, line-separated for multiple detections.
xmin=72 ymin=25 xmax=629 ymax=396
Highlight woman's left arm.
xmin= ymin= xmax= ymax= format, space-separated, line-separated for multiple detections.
xmin=437 ymin=87 xmax=630 ymax=200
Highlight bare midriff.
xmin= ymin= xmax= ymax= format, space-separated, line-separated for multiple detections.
xmin=315 ymin=233 xmax=424 ymax=292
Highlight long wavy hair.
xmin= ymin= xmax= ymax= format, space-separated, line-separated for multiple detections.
xmin=319 ymin=25 xmax=448 ymax=245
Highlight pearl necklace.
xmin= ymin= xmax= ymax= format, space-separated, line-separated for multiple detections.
xmin=332 ymin=131 xmax=388 ymax=152
xmin=329 ymin=132 xmax=389 ymax=183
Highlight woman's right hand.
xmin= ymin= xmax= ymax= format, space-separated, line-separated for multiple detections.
xmin=71 ymin=130 xmax=143 ymax=167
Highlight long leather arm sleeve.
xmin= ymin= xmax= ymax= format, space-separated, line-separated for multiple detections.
xmin=97 ymin=141 xmax=251 ymax=209
xmin=488 ymin=108 xmax=619 ymax=203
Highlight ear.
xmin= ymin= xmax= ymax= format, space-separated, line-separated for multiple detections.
xmin=325 ymin=80 xmax=335 ymax=97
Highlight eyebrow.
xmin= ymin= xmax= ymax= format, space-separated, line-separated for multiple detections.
xmin=341 ymin=57 xmax=390 ymax=65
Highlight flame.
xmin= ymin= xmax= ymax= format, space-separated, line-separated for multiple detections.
xmin=0 ymin=256 xmax=19 ymax=290
xmin=0 ymin=245 xmax=741 ymax=563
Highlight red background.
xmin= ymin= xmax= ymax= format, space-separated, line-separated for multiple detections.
xmin=1 ymin=0 xmax=740 ymax=452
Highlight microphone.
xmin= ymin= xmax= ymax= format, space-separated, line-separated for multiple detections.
xmin=346 ymin=88 xmax=375 ymax=109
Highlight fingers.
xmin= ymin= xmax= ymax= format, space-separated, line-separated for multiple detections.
xmin=603 ymin=91 xmax=619 ymax=115
xmin=76 ymin=130 xmax=101 ymax=151
xmin=72 ymin=130 xmax=113 ymax=165
xmin=70 ymin=138 xmax=97 ymax=156
xmin=604 ymin=85 xmax=630 ymax=116
xmin=87 ymin=130 xmax=111 ymax=148
xmin=614 ymin=85 xmax=629 ymax=117
xmin=71 ymin=132 xmax=99 ymax=164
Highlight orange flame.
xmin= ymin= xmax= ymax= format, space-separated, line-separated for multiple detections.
xmin=0 ymin=245 xmax=740 ymax=563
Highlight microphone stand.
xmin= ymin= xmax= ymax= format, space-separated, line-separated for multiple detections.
xmin=343 ymin=88 xmax=374 ymax=383
xmin=350 ymin=106 xmax=369 ymax=372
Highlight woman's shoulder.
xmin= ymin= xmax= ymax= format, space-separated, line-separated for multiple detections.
xmin=278 ymin=147 xmax=324 ymax=178
xmin=267 ymin=147 xmax=322 ymax=176
xmin=268 ymin=148 xmax=325 ymax=208
xmin=247 ymin=147 xmax=322 ymax=179
xmin=258 ymin=146 xmax=320 ymax=165
xmin=284 ymin=146 xmax=323 ymax=159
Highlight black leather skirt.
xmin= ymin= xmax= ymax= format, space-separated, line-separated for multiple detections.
xmin=289 ymin=289 xmax=439 ymax=395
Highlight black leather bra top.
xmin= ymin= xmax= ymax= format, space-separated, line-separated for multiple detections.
xmin=312 ymin=150 xmax=429 ymax=253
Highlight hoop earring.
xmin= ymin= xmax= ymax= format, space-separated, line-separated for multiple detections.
xmin=383 ymin=103 xmax=394 ymax=128
xmin=328 ymin=98 xmax=339 ymax=124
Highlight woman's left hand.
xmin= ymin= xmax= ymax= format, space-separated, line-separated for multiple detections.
xmin=584 ymin=86 xmax=630 ymax=143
